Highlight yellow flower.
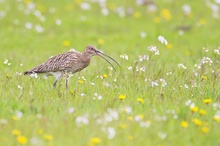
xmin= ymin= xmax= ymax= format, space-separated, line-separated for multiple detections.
xmin=213 ymin=116 xmax=220 ymax=122
xmin=128 ymin=135 xmax=134 ymax=140
xmin=17 ymin=136 xmax=28 ymax=144
xmin=199 ymin=109 xmax=206 ymax=115
xmin=44 ymin=134 xmax=53 ymax=141
xmin=103 ymin=74 xmax=108 ymax=78
xmin=201 ymin=75 xmax=207 ymax=80
xmin=75 ymin=0 xmax=82 ymax=4
xmin=203 ymin=99 xmax=212 ymax=104
xmin=12 ymin=129 xmax=21 ymax=136
xmin=199 ymin=19 xmax=206 ymax=25
xmin=137 ymin=98 xmax=144 ymax=104
xmin=191 ymin=106 xmax=199 ymax=113
xmin=133 ymin=11 xmax=141 ymax=18
xmin=153 ymin=16 xmax=160 ymax=23
xmin=201 ymin=127 xmax=209 ymax=134
xmin=97 ymin=38 xmax=105 ymax=45
xmin=119 ymin=124 xmax=127 ymax=129
xmin=1 ymin=136 xmax=7 ymax=142
xmin=137 ymin=114 xmax=144 ymax=120
xmin=166 ymin=43 xmax=172 ymax=49
xmin=70 ymin=90 xmax=75 ymax=95
xmin=63 ymin=40 xmax=70 ymax=47
xmin=6 ymin=73 xmax=12 ymax=79
xmin=127 ymin=116 xmax=133 ymax=121
xmin=184 ymin=51 xmax=190 ymax=56
xmin=12 ymin=116 xmax=18 ymax=121
xmin=160 ymin=8 xmax=172 ymax=20
xmin=78 ymin=80 xmax=84 ymax=84
xmin=90 ymin=137 xmax=101 ymax=145
xmin=119 ymin=95 xmax=126 ymax=100
xmin=24 ymin=0 xmax=32 ymax=4
xmin=192 ymin=118 xmax=202 ymax=126
xmin=37 ymin=129 xmax=43 ymax=134
xmin=181 ymin=121 xmax=188 ymax=128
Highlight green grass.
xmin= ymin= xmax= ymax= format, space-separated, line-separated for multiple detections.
xmin=1 ymin=0 xmax=220 ymax=146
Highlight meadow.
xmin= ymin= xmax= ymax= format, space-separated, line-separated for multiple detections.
xmin=0 ymin=0 xmax=220 ymax=145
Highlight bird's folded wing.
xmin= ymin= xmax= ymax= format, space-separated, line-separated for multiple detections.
xmin=29 ymin=52 xmax=80 ymax=73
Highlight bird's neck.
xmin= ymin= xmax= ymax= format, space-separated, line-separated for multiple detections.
xmin=81 ymin=52 xmax=93 ymax=63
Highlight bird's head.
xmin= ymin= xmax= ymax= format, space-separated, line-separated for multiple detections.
xmin=84 ymin=45 xmax=120 ymax=71
xmin=84 ymin=45 xmax=99 ymax=56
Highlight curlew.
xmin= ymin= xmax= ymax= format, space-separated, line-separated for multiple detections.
xmin=24 ymin=45 xmax=120 ymax=89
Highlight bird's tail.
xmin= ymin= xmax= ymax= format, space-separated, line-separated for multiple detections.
xmin=24 ymin=71 xmax=32 ymax=75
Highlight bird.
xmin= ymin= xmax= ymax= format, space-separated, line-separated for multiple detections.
xmin=24 ymin=45 xmax=120 ymax=89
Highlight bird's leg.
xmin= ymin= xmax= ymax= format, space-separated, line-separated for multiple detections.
xmin=53 ymin=80 xmax=58 ymax=88
xmin=66 ymin=78 xmax=69 ymax=89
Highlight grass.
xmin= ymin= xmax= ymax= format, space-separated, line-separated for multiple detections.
xmin=0 ymin=0 xmax=220 ymax=146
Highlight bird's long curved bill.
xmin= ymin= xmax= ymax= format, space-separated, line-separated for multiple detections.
xmin=96 ymin=51 xmax=120 ymax=71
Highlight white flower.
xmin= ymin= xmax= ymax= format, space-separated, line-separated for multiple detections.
xmin=103 ymin=109 xmax=119 ymax=124
xmin=68 ymin=107 xmax=74 ymax=114
xmin=140 ymin=121 xmax=151 ymax=127
xmin=160 ymin=78 xmax=167 ymax=87
xmin=182 ymin=4 xmax=191 ymax=15
xmin=55 ymin=19 xmax=62 ymax=25
xmin=140 ymin=67 xmax=146 ymax=72
xmin=80 ymin=16 xmax=87 ymax=21
xmin=4 ymin=59 xmax=8 ymax=64
xmin=107 ymin=127 xmax=116 ymax=139
xmin=203 ymin=47 xmax=209 ymax=52
xmin=166 ymin=71 xmax=172 ymax=75
xmin=25 ymin=22 xmax=32 ymax=29
xmin=80 ymin=2 xmax=91 ymax=10
xmin=16 ymin=111 xmax=23 ymax=119
xmin=30 ymin=137 xmax=42 ymax=145
xmin=120 ymin=54 xmax=128 ymax=60
xmin=158 ymin=132 xmax=167 ymax=140
xmin=140 ymin=32 xmax=147 ymax=38
xmin=0 ymin=11 xmax=6 ymax=19
xmin=101 ymin=8 xmax=109 ymax=16
xmin=190 ymin=103 xmax=195 ymax=108
xmin=17 ymin=85 xmax=22 ymax=89
xmin=35 ymin=24 xmax=44 ymax=33
xmin=158 ymin=35 xmax=168 ymax=45
xmin=139 ymin=55 xmax=149 ymax=62
xmin=0 ymin=119 xmax=8 ymax=125
xmin=49 ymin=7 xmax=56 ymax=13
xmin=151 ymin=81 xmax=159 ymax=87
xmin=76 ymin=114 xmax=89 ymax=125
xmin=127 ymin=66 xmax=133 ymax=70
xmin=148 ymin=46 xmax=159 ymax=55
xmin=178 ymin=63 xmax=187 ymax=69
xmin=120 ymin=106 xmax=132 ymax=114
xmin=173 ymin=114 xmax=178 ymax=119
xmin=30 ymin=73 xmax=38 ymax=78
xmin=214 ymin=47 xmax=220 ymax=55
xmin=80 ymin=93 xmax=85 ymax=96
xmin=26 ymin=2 xmax=35 ymax=10
xmin=198 ymin=57 xmax=213 ymax=68
xmin=108 ymin=67 xmax=113 ymax=70
xmin=136 ymin=0 xmax=145 ymax=5
xmin=134 ymin=115 xmax=143 ymax=122
xmin=115 ymin=7 xmax=125 ymax=17
xmin=184 ymin=84 xmax=188 ymax=89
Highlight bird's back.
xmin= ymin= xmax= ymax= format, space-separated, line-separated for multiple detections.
xmin=24 ymin=50 xmax=84 ymax=74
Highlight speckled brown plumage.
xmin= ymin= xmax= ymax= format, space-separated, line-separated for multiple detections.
xmin=24 ymin=45 xmax=120 ymax=89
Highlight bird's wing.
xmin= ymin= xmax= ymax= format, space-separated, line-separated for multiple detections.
xmin=27 ymin=51 xmax=81 ymax=73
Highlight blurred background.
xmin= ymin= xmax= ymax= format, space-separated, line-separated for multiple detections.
xmin=1 ymin=0 xmax=220 ymax=68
